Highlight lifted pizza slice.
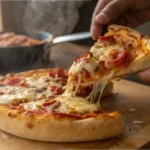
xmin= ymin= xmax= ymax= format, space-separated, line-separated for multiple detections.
xmin=66 ymin=25 xmax=150 ymax=103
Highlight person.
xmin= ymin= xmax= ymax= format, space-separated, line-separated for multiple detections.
xmin=91 ymin=0 xmax=150 ymax=83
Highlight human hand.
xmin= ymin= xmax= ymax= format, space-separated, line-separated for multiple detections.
xmin=91 ymin=0 xmax=150 ymax=40
xmin=138 ymin=69 xmax=150 ymax=84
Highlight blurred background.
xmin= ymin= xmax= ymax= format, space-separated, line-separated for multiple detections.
xmin=0 ymin=0 xmax=150 ymax=84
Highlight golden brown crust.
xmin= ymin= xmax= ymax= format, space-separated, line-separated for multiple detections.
xmin=114 ymin=53 xmax=150 ymax=77
xmin=0 ymin=105 xmax=124 ymax=142
xmin=108 ymin=24 xmax=145 ymax=38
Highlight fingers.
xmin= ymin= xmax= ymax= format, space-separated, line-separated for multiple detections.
xmin=117 ymin=7 xmax=150 ymax=28
xmin=91 ymin=0 xmax=135 ymax=40
xmin=91 ymin=23 xmax=103 ymax=40
xmin=95 ymin=0 xmax=134 ymax=24
xmin=134 ymin=0 xmax=150 ymax=9
xmin=91 ymin=0 xmax=112 ymax=40
xmin=135 ymin=8 xmax=150 ymax=25
xmin=138 ymin=69 xmax=150 ymax=84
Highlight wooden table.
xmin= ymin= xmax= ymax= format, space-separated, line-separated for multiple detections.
xmin=1 ymin=43 xmax=150 ymax=149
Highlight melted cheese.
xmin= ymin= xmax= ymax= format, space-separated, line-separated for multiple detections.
xmin=0 ymin=86 xmax=36 ymax=104
xmin=57 ymin=96 xmax=99 ymax=114
xmin=21 ymin=95 xmax=99 ymax=114
xmin=25 ymin=76 xmax=53 ymax=88
xmin=66 ymin=44 xmax=118 ymax=106
xmin=69 ymin=58 xmax=98 ymax=75
xmin=22 ymin=99 xmax=46 ymax=110
xmin=90 ymin=44 xmax=121 ymax=61
xmin=0 ymin=75 xmax=65 ymax=105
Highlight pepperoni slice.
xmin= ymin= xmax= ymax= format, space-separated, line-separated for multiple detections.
xmin=43 ymin=100 xmax=56 ymax=107
xmin=82 ymin=70 xmax=90 ymax=79
xmin=0 ymin=91 xmax=4 ymax=95
xmin=5 ymin=77 xmax=22 ymax=85
xmin=31 ymin=110 xmax=46 ymax=115
xmin=98 ymin=35 xmax=116 ymax=46
xmin=51 ymin=111 xmax=82 ymax=119
xmin=49 ymin=68 xmax=68 ymax=79
xmin=99 ymin=35 xmax=116 ymax=42
xmin=74 ymin=52 xmax=93 ymax=64
xmin=105 ymin=49 xmax=127 ymax=69
xmin=50 ymin=86 xmax=64 ymax=95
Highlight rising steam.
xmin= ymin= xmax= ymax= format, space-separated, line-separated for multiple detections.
xmin=23 ymin=0 xmax=86 ymax=37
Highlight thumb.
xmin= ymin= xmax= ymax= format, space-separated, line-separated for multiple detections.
xmin=95 ymin=0 xmax=135 ymax=24
xmin=138 ymin=69 xmax=150 ymax=84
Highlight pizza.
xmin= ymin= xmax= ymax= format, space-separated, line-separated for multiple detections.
xmin=0 ymin=25 xmax=148 ymax=142
xmin=66 ymin=25 xmax=150 ymax=103
xmin=0 ymin=68 xmax=123 ymax=142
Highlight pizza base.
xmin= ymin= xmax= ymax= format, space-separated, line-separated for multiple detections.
xmin=0 ymin=106 xmax=123 ymax=142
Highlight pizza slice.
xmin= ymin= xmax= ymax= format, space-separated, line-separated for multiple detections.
xmin=66 ymin=25 xmax=150 ymax=103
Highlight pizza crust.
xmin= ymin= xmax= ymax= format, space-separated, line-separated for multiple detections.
xmin=108 ymin=24 xmax=145 ymax=38
xmin=0 ymin=106 xmax=123 ymax=142
xmin=114 ymin=53 xmax=150 ymax=78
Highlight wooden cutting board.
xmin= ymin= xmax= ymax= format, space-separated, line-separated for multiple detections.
xmin=0 ymin=79 xmax=150 ymax=150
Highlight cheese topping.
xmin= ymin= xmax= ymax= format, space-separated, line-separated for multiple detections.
xmin=69 ymin=58 xmax=98 ymax=75
xmin=22 ymin=99 xmax=46 ymax=110
xmin=0 ymin=74 xmax=66 ymax=105
xmin=0 ymin=86 xmax=36 ymax=104
xmin=21 ymin=96 xmax=99 ymax=114
xmin=66 ymin=37 xmax=122 ymax=105
xmin=56 ymin=96 xmax=99 ymax=114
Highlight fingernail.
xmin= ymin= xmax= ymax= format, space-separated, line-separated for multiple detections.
xmin=96 ymin=13 xmax=109 ymax=24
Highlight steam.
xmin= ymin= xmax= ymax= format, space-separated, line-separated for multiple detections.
xmin=23 ymin=0 xmax=86 ymax=37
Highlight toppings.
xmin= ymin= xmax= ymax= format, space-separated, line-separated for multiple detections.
xmin=35 ymin=88 xmax=47 ymax=93
xmin=5 ymin=77 xmax=23 ymax=85
xmin=105 ymin=49 xmax=126 ymax=69
xmin=74 ymin=52 xmax=93 ymax=64
xmin=0 ymin=91 xmax=4 ymax=95
xmin=43 ymin=100 xmax=60 ymax=112
xmin=50 ymin=86 xmax=64 ymax=95
xmin=49 ymin=68 xmax=68 ymax=79
xmin=98 ymin=35 xmax=116 ymax=46
xmin=82 ymin=70 xmax=90 ymax=79
xmin=43 ymin=100 xmax=56 ymax=107
xmin=51 ymin=111 xmax=82 ymax=119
